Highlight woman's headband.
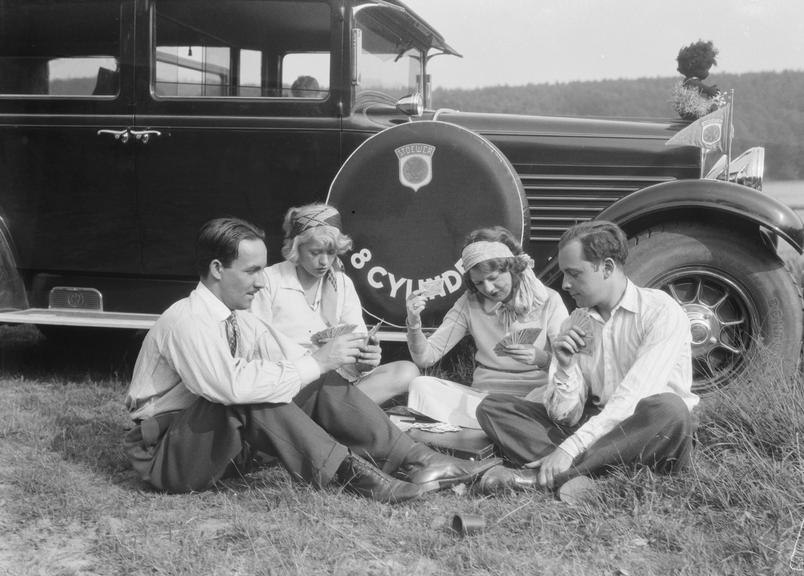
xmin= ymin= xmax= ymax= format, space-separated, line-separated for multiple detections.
xmin=290 ymin=205 xmax=342 ymax=238
xmin=460 ymin=241 xmax=514 ymax=270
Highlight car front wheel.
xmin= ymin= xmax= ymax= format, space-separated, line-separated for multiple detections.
xmin=626 ymin=221 xmax=803 ymax=393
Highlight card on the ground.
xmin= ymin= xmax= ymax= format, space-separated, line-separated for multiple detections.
xmin=310 ymin=323 xmax=358 ymax=346
xmin=569 ymin=308 xmax=595 ymax=355
xmin=419 ymin=277 xmax=444 ymax=299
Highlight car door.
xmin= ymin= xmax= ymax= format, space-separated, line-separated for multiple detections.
xmin=0 ymin=0 xmax=138 ymax=278
xmin=134 ymin=0 xmax=344 ymax=276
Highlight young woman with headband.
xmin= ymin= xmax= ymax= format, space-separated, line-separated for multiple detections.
xmin=405 ymin=226 xmax=568 ymax=428
xmin=251 ymin=203 xmax=419 ymax=404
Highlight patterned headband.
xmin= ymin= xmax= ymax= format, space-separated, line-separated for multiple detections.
xmin=460 ymin=241 xmax=514 ymax=270
xmin=290 ymin=205 xmax=342 ymax=238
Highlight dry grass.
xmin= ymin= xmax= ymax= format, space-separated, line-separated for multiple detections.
xmin=0 ymin=325 xmax=802 ymax=576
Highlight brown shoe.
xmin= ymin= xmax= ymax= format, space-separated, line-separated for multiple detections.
xmin=336 ymin=454 xmax=422 ymax=503
xmin=475 ymin=464 xmax=542 ymax=494
xmin=396 ymin=443 xmax=502 ymax=492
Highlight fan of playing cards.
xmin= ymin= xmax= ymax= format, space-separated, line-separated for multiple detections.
xmin=493 ymin=327 xmax=542 ymax=356
xmin=569 ymin=308 xmax=595 ymax=355
xmin=310 ymin=323 xmax=357 ymax=346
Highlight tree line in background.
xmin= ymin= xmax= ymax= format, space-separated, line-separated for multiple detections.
xmin=432 ymin=70 xmax=804 ymax=181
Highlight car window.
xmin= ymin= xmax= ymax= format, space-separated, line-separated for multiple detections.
xmin=153 ymin=0 xmax=331 ymax=100
xmin=0 ymin=0 xmax=121 ymax=97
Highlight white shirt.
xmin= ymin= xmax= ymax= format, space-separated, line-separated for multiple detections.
xmin=250 ymin=260 xmax=367 ymax=350
xmin=125 ymin=282 xmax=321 ymax=421
xmin=545 ymin=281 xmax=699 ymax=460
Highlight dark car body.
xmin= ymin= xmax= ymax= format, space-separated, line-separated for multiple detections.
xmin=0 ymin=0 xmax=801 ymax=390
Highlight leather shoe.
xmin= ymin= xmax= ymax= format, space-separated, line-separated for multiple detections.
xmin=336 ymin=454 xmax=421 ymax=503
xmin=396 ymin=443 xmax=502 ymax=492
xmin=476 ymin=464 xmax=542 ymax=494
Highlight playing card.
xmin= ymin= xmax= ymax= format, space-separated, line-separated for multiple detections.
xmin=419 ymin=277 xmax=444 ymax=299
xmin=364 ymin=321 xmax=383 ymax=343
xmin=512 ymin=326 xmax=542 ymax=345
xmin=310 ymin=323 xmax=357 ymax=345
xmin=569 ymin=308 xmax=595 ymax=354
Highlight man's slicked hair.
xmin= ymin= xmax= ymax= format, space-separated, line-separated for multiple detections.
xmin=558 ymin=220 xmax=628 ymax=266
xmin=195 ymin=217 xmax=265 ymax=277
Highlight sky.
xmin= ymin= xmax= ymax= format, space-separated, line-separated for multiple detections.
xmin=402 ymin=0 xmax=804 ymax=89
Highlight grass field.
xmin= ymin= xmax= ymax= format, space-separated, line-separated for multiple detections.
xmin=0 ymin=321 xmax=802 ymax=576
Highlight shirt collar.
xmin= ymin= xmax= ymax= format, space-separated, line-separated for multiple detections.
xmin=613 ymin=280 xmax=639 ymax=314
xmin=275 ymin=260 xmax=323 ymax=308
xmin=195 ymin=281 xmax=234 ymax=323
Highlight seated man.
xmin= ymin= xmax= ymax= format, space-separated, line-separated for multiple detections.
xmin=476 ymin=221 xmax=699 ymax=494
xmin=124 ymin=217 xmax=497 ymax=503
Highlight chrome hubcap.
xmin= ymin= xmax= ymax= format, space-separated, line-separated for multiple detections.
xmin=656 ymin=268 xmax=757 ymax=392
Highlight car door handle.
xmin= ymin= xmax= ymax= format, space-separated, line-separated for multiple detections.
xmin=130 ymin=129 xmax=162 ymax=144
xmin=97 ymin=128 xmax=130 ymax=143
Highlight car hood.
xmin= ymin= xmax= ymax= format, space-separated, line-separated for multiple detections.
xmin=429 ymin=110 xmax=684 ymax=141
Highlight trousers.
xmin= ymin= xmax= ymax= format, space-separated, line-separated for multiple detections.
xmin=124 ymin=371 xmax=415 ymax=493
xmin=476 ymin=392 xmax=694 ymax=484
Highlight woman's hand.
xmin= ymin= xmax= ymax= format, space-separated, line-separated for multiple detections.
xmin=355 ymin=341 xmax=382 ymax=372
xmin=501 ymin=344 xmax=551 ymax=368
xmin=405 ymin=289 xmax=428 ymax=328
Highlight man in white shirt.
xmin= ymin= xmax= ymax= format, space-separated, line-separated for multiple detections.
xmin=124 ymin=217 xmax=497 ymax=503
xmin=476 ymin=221 xmax=699 ymax=495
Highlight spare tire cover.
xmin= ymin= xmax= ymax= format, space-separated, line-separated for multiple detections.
xmin=327 ymin=120 xmax=526 ymax=328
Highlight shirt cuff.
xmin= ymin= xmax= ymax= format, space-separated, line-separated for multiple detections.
xmin=557 ymin=434 xmax=584 ymax=461
xmin=293 ymin=355 xmax=321 ymax=386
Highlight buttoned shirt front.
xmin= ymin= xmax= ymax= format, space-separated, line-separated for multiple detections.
xmin=125 ymin=282 xmax=321 ymax=421
xmin=545 ymin=281 xmax=699 ymax=460
xmin=250 ymin=260 xmax=366 ymax=350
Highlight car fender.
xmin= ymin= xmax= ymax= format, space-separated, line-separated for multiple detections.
xmin=597 ymin=179 xmax=804 ymax=253
xmin=0 ymin=212 xmax=27 ymax=310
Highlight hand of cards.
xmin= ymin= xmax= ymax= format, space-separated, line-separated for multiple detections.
xmin=310 ymin=322 xmax=383 ymax=346
xmin=493 ymin=327 xmax=542 ymax=356
xmin=569 ymin=308 xmax=595 ymax=355
xmin=310 ymin=323 xmax=357 ymax=346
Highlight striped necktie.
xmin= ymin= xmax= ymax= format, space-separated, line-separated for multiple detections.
xmin=225 ymin=312 xmax=239 ymax=357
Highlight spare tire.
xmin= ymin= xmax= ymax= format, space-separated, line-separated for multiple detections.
xmin=328 ymin=120 xmax=527 ymax=328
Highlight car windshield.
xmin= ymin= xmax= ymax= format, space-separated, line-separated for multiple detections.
xmin=353 ymin=7 xmax=423 ymax=108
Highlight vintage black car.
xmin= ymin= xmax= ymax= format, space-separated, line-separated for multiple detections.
xmin=0 ymin=0 xmax=801 ymax=393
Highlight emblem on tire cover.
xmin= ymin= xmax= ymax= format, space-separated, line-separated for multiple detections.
xmin=395 ymin=143 xmax=435 ymax=192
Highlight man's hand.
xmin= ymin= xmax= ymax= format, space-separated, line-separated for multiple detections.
xmin=525 ymin=447 xmax=574 ymax=489
xmin=311 ymin=333 xmax=364 ymax=372
xmin=553 ymin=326 xmax=588 ymax=368
xmin=355 ymin=340 xmax=382 ymax=372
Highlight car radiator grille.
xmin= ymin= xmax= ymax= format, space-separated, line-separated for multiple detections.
xmin=517 ymin=172 xmax=676 ymax=243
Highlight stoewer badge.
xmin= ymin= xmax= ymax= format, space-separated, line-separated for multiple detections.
xmin=700 ymin=120 xmax=723 ymax=149
xmin=395 ymin=143 xmax=435 ymax=192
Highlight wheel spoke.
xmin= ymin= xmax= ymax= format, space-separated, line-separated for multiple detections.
xmin=667 ymin=282 xmax=686 ymax=304
xmin=693 ymin=278 xmax=704 ymax=303
xmin=714 ymin=340 xmax=742 ymax=355
xmin=710 ymin=292 xmax=729 ymax=312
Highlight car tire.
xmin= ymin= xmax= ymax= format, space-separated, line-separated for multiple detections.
xmin=625 ymin=221 xmax=803 ymax=393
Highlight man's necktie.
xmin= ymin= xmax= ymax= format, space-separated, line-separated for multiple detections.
xmin=225 ymin=312 xmax=239 ymax=356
